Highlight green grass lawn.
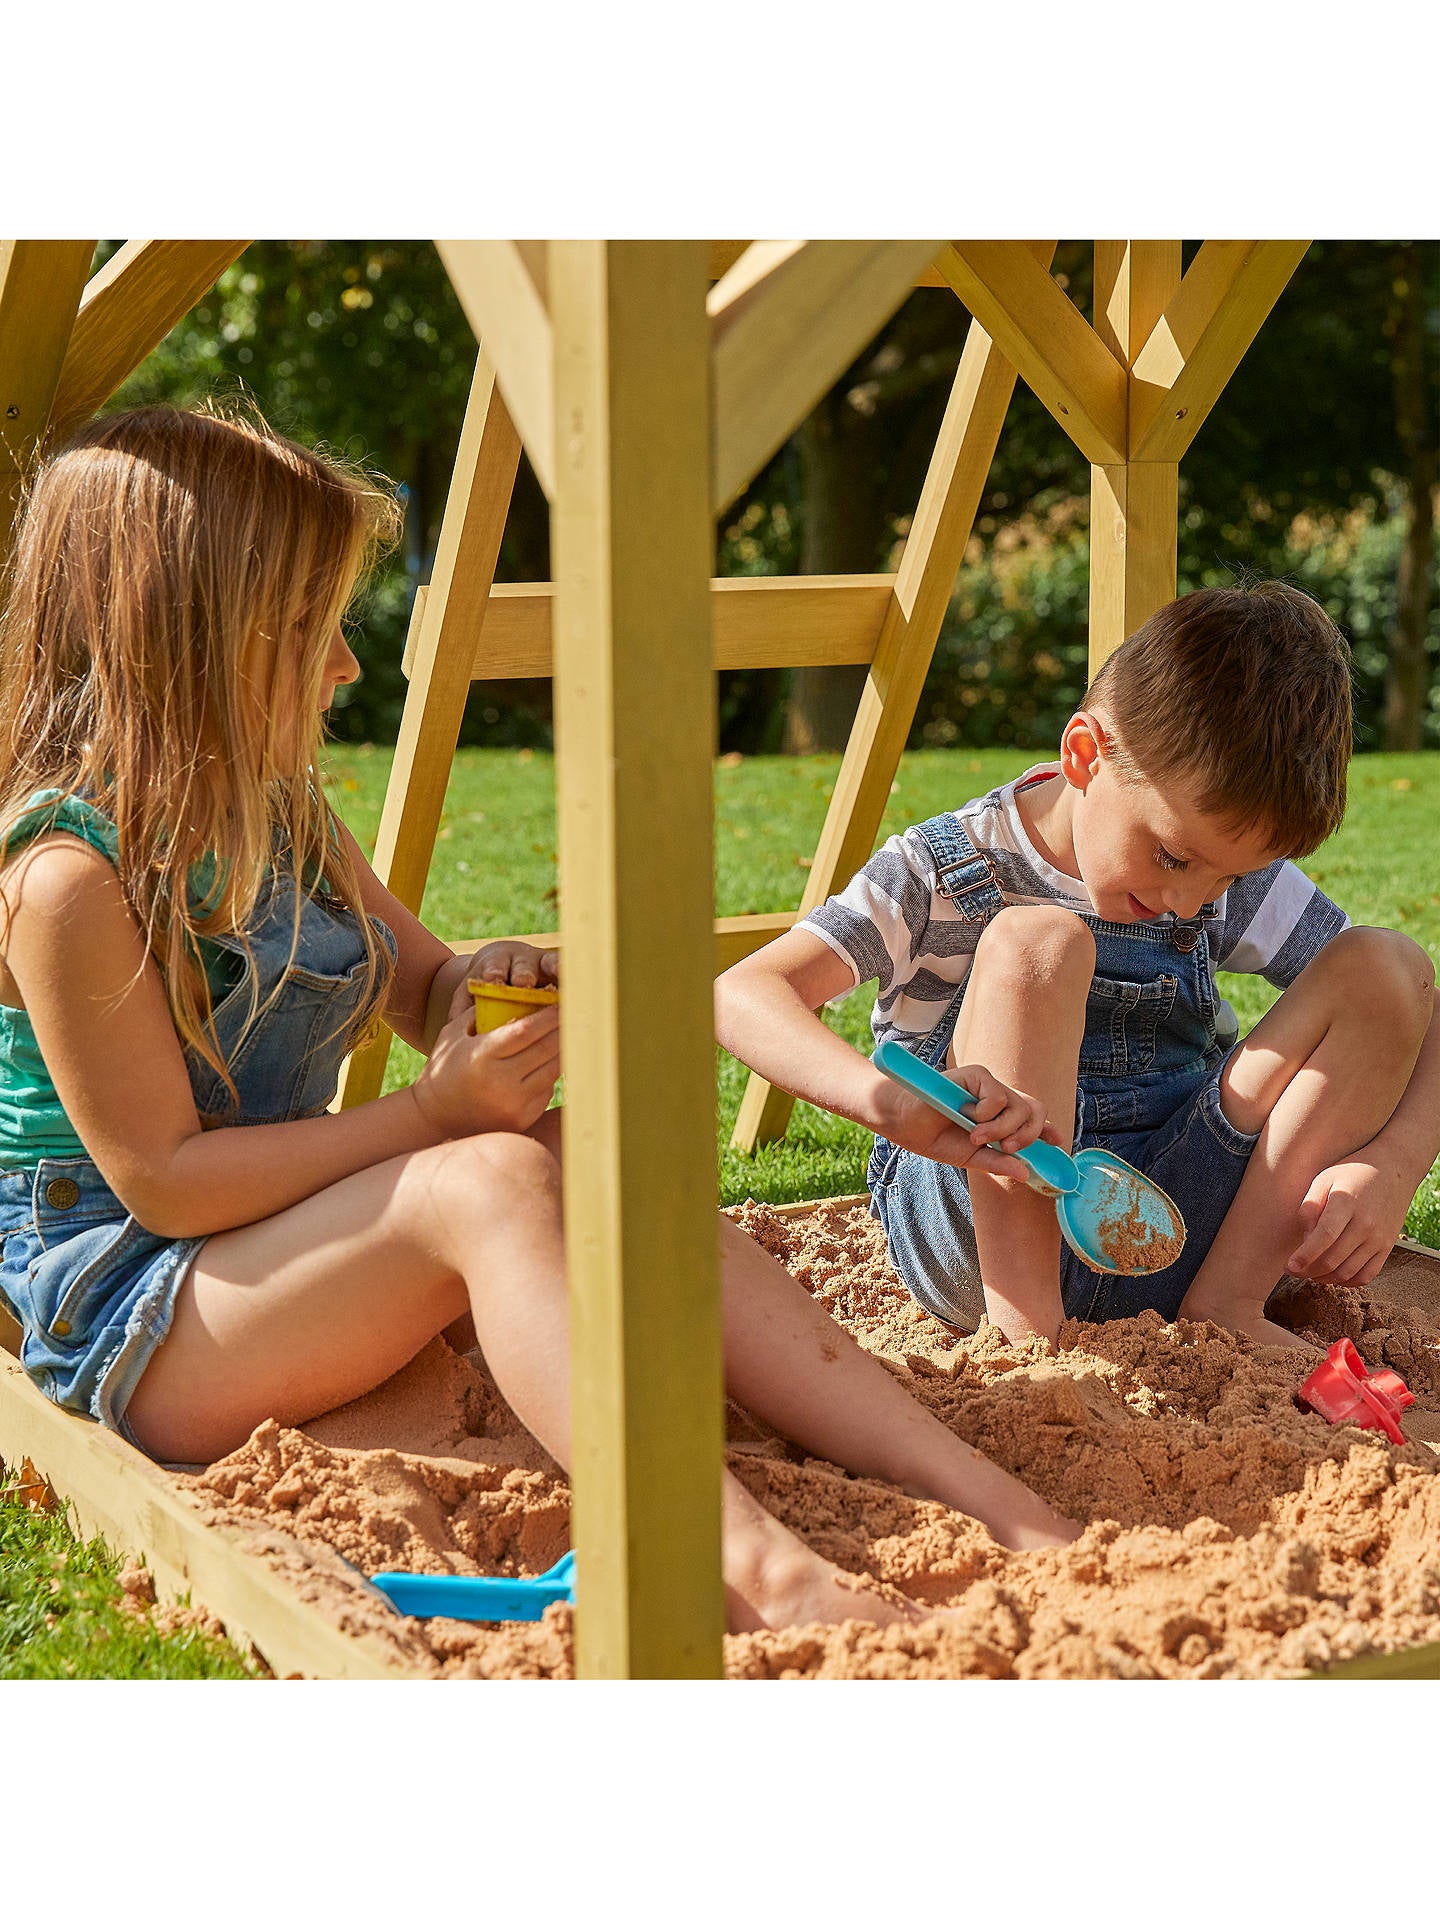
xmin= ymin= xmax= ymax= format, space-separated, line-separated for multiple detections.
xmin=324 ymin=743 xmax=1440 ymax=1240
xmin=6 ymin=744 xmax=1437 ymax=1678
xmin=0 ymin=1475 xmax=255 ymax=1678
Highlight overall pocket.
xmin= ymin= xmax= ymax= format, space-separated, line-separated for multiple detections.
xmin=1084 ymin=972 xmax=1179 ymax=1076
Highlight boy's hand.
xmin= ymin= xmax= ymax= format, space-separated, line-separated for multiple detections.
xmin=875 ymin=1062 xmax=1064 ymax=1180
xmin=415 ymin=1002 xmax=561 ymax=1139
xmin=1285 ymin=1154 xmax=1416 ymax=1288
xmin=448 ymin=940 xmax=560 ymax=1024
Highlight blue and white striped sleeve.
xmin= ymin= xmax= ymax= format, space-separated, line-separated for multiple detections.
xmin=799 ymin=829 xmax=938 ymax=1000
xmin=1213 ymin=860 xmax=1350 ymax=988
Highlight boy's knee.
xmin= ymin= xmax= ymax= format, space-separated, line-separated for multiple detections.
xmin=977 ymin=905 xmax=1096 ymax=989
xmin=1320 ymin=927 xmax=1434 ymax=1038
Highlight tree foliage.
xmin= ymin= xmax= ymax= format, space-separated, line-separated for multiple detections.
xmin=92 ymin=239 xmax=1437 ymax=754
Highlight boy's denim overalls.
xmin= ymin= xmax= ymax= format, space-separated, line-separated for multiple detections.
xmin=0 ymin=828 xmax=397 ymax=1446
xmin=868 ymin=811 xmax=1261 ymax=1329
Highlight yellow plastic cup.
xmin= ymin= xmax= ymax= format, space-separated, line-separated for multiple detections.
xmin=467 ymin=978 xmax=560 ymax=1032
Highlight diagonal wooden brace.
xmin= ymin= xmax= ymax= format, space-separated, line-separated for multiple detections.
xmin=710 ymin=239 xmax=943 ymax=513
xmin=0 ymin=241 xmax=96 ymax=545
xmin=1128 ymin=240 xmax=1310 ymax=461
xmin=729 ymin=246 xmax=1055 ymax=1152
xmin=48 ymin=239 xmax=250 ymax=439
xmin=935 ymin=241 xmax=1127 ymax=466
xmin=336 ymin=352 xmax=522 ymax=1110
xmin=437 ymin=240 xmax=555 ymax=500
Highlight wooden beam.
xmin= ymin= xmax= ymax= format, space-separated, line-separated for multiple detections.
xmin=437 ymin=240 xmax=556 ymax=500
xmin=426 ymin=910 xmax=796 ymax=971
xmin=0 ymin=1352 xmax=425 ymax=1679
xmin=731 ymin=252 xmax=1050 ymax=1151
xmin=337 ymin=352 xmax=522 ymax=1112
xmin=48 ymin=240 xmax=249 ymax=438
xmin=401 ymin=573 xmax=896 ymax=680
xmin=551 ymin=240 xmax=724 ymax=1678
xmin=935 ymin=241 xmax=1128 ymax=466
xmin=0 ymin=241 xmax=96 ymax=542
xmin=710 ymin=240 xmax=942 ymax=512
xmin=710 ymin=241 xmax=950 ymax=289
xmin=1088 ymin=242 xmax=1183 ymax=676
xmin=1129 ymin=240 xmax=1310 ymax=461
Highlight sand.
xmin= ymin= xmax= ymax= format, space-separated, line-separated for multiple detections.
xmin=177 ymin=1202 xmax=1440 ymax=1679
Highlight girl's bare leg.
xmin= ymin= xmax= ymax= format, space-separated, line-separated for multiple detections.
xmin=122 ymin=1133 xmax=1055 ymax=1637
xmin=714 ymin=1215 xmax=1079 ymax=1550
xmin=1180 ymin=928 xmax=1433 ymax=1348
xmin=526 ymin=1109 xmax=1079 ymax=1551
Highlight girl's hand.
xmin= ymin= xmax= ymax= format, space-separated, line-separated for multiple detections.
xmin=415 ymin=1002 xmax=561 ymax=1139
xmin=873 ymin=1061 xmax=1063 ymax=1180
xmin=447 ymin=940 xmax=560 ymax=1024
xmin=1285 ymin=1155 xmax=1416 ymax=1288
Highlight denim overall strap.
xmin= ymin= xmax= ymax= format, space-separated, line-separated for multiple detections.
xmin=1073 ymin=900 xmax=1226 ymax=1137
xmin=909 ymin=813 xmax=1006 ymax=1069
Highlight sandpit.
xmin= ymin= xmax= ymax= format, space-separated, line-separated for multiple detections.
xmin=178 ymin=1201 xmax=1440 ymax=1679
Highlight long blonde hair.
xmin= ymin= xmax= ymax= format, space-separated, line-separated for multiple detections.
xmin=0 ymin=399 xmax=403 ymax=1108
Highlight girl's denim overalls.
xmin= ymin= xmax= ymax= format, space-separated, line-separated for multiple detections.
xmin=0 ymin=837 xmax=397 ymax=1445
xmin=868 ymin=810 xmax=1261 ymax=1329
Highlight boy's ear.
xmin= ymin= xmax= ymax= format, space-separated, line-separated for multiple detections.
xmin=1060 ymin=711 xmax=1109 ymax=791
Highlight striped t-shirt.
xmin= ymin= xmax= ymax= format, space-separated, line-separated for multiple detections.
xmin=800 ymin=762 xmax=1350 ymax=1054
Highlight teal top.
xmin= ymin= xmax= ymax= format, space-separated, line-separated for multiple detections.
xmin=0 ymin=791 xmax=243 ymax=1169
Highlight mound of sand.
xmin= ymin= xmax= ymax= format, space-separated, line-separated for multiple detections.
xmin=182 ymin=1202 xmax=1440 ymax=1679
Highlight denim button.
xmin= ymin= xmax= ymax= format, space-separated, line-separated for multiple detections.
xmin=44 ymin=1178 xmax=80 ymax=1210
xmin=1172 ymin=926 xmax=1201 ymax=953
xmin=52 ymin=1318 xmax=71 ymax=1336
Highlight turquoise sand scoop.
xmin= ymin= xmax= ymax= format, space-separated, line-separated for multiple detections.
xmin=873 ymin=1039 xmax=1186 ymax=1276
xmin=337 ymin=1552 xmax=578 ymax=1623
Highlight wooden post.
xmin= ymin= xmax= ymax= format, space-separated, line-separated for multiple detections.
xmin=730 ymin=250 xmax=1054 ymax=1151
xmin=1087 ymin=241 xmax=1182 ymax=677
xmin=550 ymin=241 xmax=724 ymax=1677
xmin=337 ymin=351 xmax=521 ymax=1108
xmin=0 ymin=241 xmax=96 ymax=551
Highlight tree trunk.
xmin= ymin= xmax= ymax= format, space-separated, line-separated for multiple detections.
xmin=1385 ymin=242 xmax=1438 ymax=753
xmin=783 ymin=394 xmax=881 ymax=753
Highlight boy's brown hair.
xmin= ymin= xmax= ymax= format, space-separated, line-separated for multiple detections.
xmin=1085 ymin=581 xmax=1353 ymax=857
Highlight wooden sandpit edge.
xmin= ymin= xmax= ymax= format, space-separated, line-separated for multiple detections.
xmin=0 ymin=1347 xmax=427 ymax=1679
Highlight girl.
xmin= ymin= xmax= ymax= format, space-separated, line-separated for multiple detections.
xmin=0 ymin=402 xmax=1078 ymax=1637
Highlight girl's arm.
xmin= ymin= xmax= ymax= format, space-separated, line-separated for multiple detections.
xmin=329 ymin=819 xmax=557 ymax=1054
xmin=0 ymin=836 xmax=556 ymax=1241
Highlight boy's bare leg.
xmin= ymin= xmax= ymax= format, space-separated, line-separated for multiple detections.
xmin=1180 ymin=929 xmax=1433 ymax=1348
xmin=945 ymin=907 xmax=1094 ymax=1345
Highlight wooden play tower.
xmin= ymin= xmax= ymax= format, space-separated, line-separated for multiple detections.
xmin=0 ymin=237 xmax=1312 ymax=1677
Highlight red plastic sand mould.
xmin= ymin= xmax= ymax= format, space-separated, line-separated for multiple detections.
xmin=1298 ymin=1338 xmax=1415 ymax=1443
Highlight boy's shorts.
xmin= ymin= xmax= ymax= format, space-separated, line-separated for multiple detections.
xmin=868 ymin=1049 xmax=1261 ymax=1328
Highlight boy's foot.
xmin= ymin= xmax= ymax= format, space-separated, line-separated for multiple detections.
xmin=1221 ymin=1315 xmax=1317 ymax=1355
xmin=1179 ymin=1284 xmax=1320 ymax=1354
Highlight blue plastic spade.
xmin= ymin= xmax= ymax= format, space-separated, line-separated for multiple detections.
xmin=368 ymin=1551 xmax=576 ymax=1623
xmin=872 ymin=1038 xmax=1186 ymax=1276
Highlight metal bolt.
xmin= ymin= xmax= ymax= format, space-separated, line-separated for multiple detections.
xmin=1174 ymin=406 xmax=1188 ymax=421
xmin=4 ymin=405 xmax=19 ymax=419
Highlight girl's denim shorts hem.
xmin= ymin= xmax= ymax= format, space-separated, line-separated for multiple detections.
xmin=869 ymin=1050 xmax=1261 ymax=1331
xmin=0 ymin=1156 xmax=206 ymax=1452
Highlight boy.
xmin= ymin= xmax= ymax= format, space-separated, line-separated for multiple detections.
xmin=716 ymin=582 xmax=1439 ymax=1349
